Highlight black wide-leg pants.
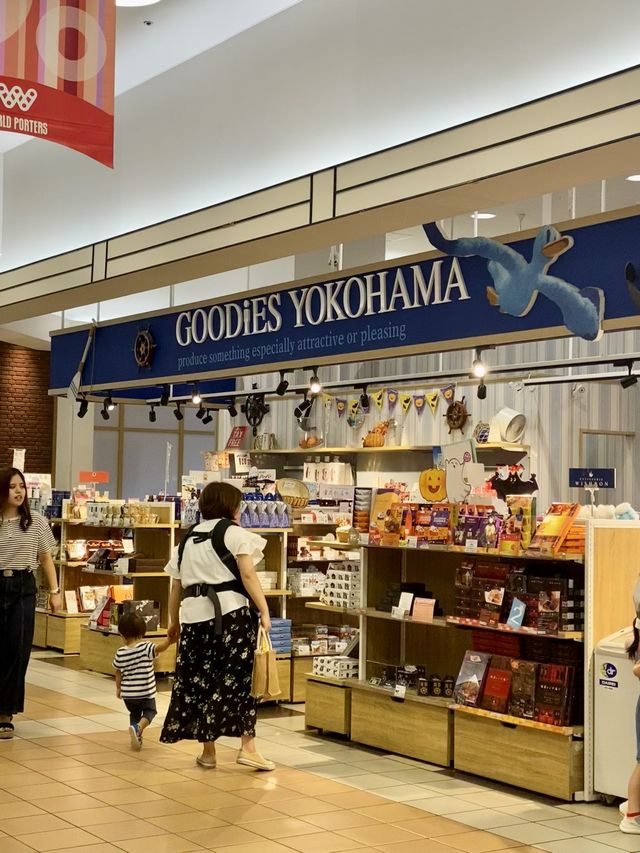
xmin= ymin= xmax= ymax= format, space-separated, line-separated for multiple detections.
xmin=0 ymin=571 xmax=36 ymax=716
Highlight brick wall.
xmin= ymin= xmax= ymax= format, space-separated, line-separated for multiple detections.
xmin=0 ymin=342 xmax=53 ymax=473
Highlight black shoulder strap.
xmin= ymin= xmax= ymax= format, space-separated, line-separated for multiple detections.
xmin=177 ymin=523 xmax=198 ymax=571
xmin=177 ymin=519 xmax=241 ymax=582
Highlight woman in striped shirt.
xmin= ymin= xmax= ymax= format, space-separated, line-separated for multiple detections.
xmin=0 ymin=467 xmax=61 ymax=738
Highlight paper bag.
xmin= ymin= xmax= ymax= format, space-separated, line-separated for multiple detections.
xmin=251 ymin=626 xmax=282 ymax=700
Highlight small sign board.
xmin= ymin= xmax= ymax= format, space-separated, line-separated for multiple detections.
xmin=569 ymin=468 xmax=616 ymax=489
xmin=78 ymin=470 xmax=109 ymax=484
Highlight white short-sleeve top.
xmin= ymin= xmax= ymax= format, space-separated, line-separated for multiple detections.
xmin=0 ymin=514 xmax=56 ymax=571
xmin=164 ymin=519 xmax=266 ymax=624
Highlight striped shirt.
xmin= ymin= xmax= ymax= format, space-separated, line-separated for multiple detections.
xmin=112 ymin=641 xmax=157 ymax=699
xmin=0 ymin=514 xmax=56 ymax=571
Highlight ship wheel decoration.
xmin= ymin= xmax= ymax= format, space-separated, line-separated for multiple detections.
xmin=444 ymin=395 xmax=469 ymax=433
xmin=241 ymin=393 xmax=270 ymax=436
xmin=133 ymin=327 xmax=156 ymax=369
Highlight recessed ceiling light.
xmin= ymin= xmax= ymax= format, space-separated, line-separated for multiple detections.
xmin=116 ymin=1 xmax=162 ymax=7
xmin=626 ymin=175 xmax=640 ymax=182
xmin=470 ymin=212 xmax=496 ymax=220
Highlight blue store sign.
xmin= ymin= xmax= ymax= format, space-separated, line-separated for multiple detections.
xmin=569 ymin=468 xmax=616 ymax=489
xmin=50 ymin=211 xmax=640 ymax=393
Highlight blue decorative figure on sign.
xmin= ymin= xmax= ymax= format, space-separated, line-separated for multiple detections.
xmin=422 ymin=222 xmax=604 ymax=342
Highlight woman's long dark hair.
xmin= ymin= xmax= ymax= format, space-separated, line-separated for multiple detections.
xmin=628 ymin=617 xmax=640 ymax=660
xmin=0 ymin=467 xmax=32 ymax=531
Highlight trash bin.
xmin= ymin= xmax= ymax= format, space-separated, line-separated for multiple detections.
xmin=594 ymin=626 xmax=637 ymax=799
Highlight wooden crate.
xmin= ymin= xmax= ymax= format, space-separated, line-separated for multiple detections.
xmin=305 ymin=676 xmax=351 ymax=735
xmin=454 ymin=709 xmax=583 ymax=800
xmin=33 ymin=611 xmax=47 ymax=648
xmin=46 ymin=613 xmax=88 ymax=654
xmin=350 ymin=683 xmax=451 ymax=766
xmin=78 ymin=626 xmax=176 ymax=675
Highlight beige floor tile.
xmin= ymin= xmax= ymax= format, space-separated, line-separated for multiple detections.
xmin=241 ymin=816 xmax=321 ymax=839
xmin=337 ymin=823 xmax=424 ymax=845
xmin=41 ymin=847 xmax=123 ymax=853
xmin=200 ymin=842 xmax=295 ymax=853
xmin=56 ymin=805 xmax=138 ymax=827
xmin=112 ymin=769 xmax=187 ymax=786
xmin=236 ymin=788 xmax=308 ymax=804
xmin=321 ymin=791 xmax=389 ymax=809
xmin=16 ymin=827 xmax=103 ymax=851
xmin=181 ymin=824 xmax=265 ymax=848
xmin=20 ymin=756 xmax=83 ymax=771
xmin=390 ymin=816 xmax=470 ymax=836
xmin=92 ymin=787 xmax=165 ymax=805
xmin=0 ymin=771 xmax=55 ymax=788
xmin=208 ymin=803 xmax=286 ymax=823
xmin=149 ymin=780 xmax=222 ymax=799
xmin=39 ymin=765 xmax=111 ymax=783
xmin=276 ymin=831 xmax=370 ymax=853
xmin=353 ymin=803 xmax=427 ymax=822
xmin=36 ymin=794 xmax=108 ymax=813
xmin=0 ymin=801 xmax=45 ymax=819
xmin=293 ymin=780 xmax=356 ymax=796
xmin=269 ymin=797 xmax=345 ymax=817
xmin=434 ymin=830 xmax=522 ymax=852
xmin=118 ymin=799 xmax=197 ymax=819
xmin=172 ymin=792 xmax=252 ymax=810
xmin=67 ymin=776 xmax=137 ymax=793
xmin=0 ymin=813 xmax=72 ymax=835
xmin=114 ymin=835 xmax=206 ymax=853
xmin=89 ymin=819 xmax=170 ymax=842
xmin=1 ymin=838 xmax=49 ymax=853
xmin=304 ymin=809 xmax=382 ymax=831
xmin=375 ymin=840 xmax=452 ymax=853
xmin=150 ymin=812 xmax=228 ymax=832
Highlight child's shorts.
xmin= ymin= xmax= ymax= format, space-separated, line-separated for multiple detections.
xmin=124 ymin=697 xmax=157 ymax=726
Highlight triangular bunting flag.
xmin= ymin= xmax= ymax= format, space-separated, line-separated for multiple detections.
xmin=372 ymin=389 xmax=385 ymax=410
xmin=440 ymin=383 xmax=455 ymax=404
xmin=400 ymin=393 xmax=413 ymax=414
xmin=414 ymin=394 xmax=426 ymax=415
xmin=426 ymin=390 xmax=439 ymax=415
xmin=387 ymin=388 xmax=398 ymax=412
xmin=336 ymin=398 xmax=346 ymax=417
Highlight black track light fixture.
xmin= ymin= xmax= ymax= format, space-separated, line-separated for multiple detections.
xmin=471 ymin=346 xmax=494 ymax=379
xmin=100 ymin=401 xmax=110 ymax=421
xmin=105 ymin=393 xmax=116 ymax=412
xmin=195 ymin=404 xmax=206 ymax=420
xmin=174 ymin=402 xmax=184 ymax=421
xmin=202 ymin=410 xmax=214 ymax=425
xmin=160 ymin=384 xmax=170 ymax=406
xmin=77 ymin=397 xmax=89 ymax=418
xmin=477 ymin=381 xmax=487 ymax=400
xmin=228 ymin=399 xmax=238 ymax=418
xmin=308 ymin=366 xmax=322 ymax=395
xmin=148 ymin=403 xmax=157 ymax=423
xmin=621 ymin=360 xmax=638 ymax=389
xmin=294 ymin=393 xmax=313 ymax=420
xmin=276 ymin=370 xmax=289 ymax=396
xmin=359 ymin=385 xmax=369 ymax=409
xmin=191 ymin=383 xmax=201 ymax=405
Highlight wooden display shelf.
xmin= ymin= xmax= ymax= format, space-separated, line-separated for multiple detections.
xmin=52 ymin=520 xmax=178 ymax=529
xmin=264 ymin=589 xmax=292 ymax=597
xmin=363 ymin=608 xmax=448 ymax=627
xmin=352 ymin=679 xmax=450 ymax=709
xmin=445 ymin=616 xmax=583 ymax=641
xmin=305 ymin=673 xmax=353 ymax=735
xmin=305 ymin=672 xmax=356 ymax=687
xmin=245 ymin=528 xmax=293 ymax=533
xmin=451 ymin=704 xmax=581 ymax=737
xmin=250 ymin=443 xmax=527 ymax=456
xmin=305 ymin=602 xmax=360 ymax=615
xmin=79 ymin=625 xmax=176 ymax=675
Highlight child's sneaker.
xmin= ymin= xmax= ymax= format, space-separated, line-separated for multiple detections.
xmin=620 ymin=800 xmax=629 ymax=816
xmin=129 ymin=724 xmax=142 ymax=751
xmin=620 ymin=815 xmax=640 ymax=834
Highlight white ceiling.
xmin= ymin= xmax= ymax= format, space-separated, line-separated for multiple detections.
xmin=0 ymin=0 xmax=302 ymax=154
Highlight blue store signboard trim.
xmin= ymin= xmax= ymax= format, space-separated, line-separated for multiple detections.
xmin=50 ymin=211 xmax=640 ymax=394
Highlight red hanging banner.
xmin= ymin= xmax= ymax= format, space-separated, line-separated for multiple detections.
xmin=0 ymin=1 xmax=116 ymax=168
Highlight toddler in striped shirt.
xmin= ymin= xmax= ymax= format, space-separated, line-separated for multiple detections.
xmin=113 ymin=612 xmax=175 ymax=750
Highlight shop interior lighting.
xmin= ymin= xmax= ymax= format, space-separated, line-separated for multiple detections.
xmin=626 ymin=175 xmax=640 ymax=182
xmin=191 ymin=384 xmax=201 ymax=405
xmin=471 ymin=346 xmax=494 ymax=379
xmin=276 ymin=371 xmax=289 ymax=396
xmin=477 ymin=381 xmax=487 ymax=400
xmin=470 ymin=212 xmax=496 ymax=220
xmin=174 ymin=402 xmax=184 ymax=420
xmin=308 ymin=367 xmax=322 ymax=395
xmin=619 ymin=360 xmax=638 ymax=389
xmin=294 ymin=393 xmax=312 ymax=419
xmin=201 ymin=410 xmax=213 ymax=425
xmin=228 ymin=399 xmax=238 ymax=418
xmin=77 ymin=397 xmax=89 ymax=418
xmin=100 ymin=401 xmax=110 ymax=421
xmin=195 ymin=403 xmax=206 ymax=420
xmin=160 ymin=385 xmax=170 ymax=406
xmin=105 ymin=394 xmax=116 ymax=412
xmin=359 ymin=385 xmax=369 ymax=408
xmin=148 ymin=403 xmax=157 ymax=423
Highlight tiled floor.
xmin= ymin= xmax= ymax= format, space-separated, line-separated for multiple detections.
xmin=0 ymin=652 xmax=629 ymax=853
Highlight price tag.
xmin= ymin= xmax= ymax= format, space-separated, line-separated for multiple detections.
xmin=465 ymin=539 xmax=478 ymax=553
xmin=393 ymin=684 xmax=407 ymax=701
xmin=407 ymin=535 xmax=418 ymax=549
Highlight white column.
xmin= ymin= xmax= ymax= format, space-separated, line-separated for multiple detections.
xmin=54 ymin=397 xmax=95 ymax=489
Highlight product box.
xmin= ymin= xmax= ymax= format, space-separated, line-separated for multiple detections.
xmin=508 ymin=659 xmax=538 ymax=719
xmin=118 ymin=599 xmax=161 ymax=632
xmin=480 ymin=655 xmax=513 ymax=714
xmin=453 ymin=650 xmax=491 ymax=707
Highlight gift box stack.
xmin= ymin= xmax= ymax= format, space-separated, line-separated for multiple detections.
xmin=312 ymin=655 xmax=359 ymax=679
xmin=288 ymin=569 xmax=326 ymax=596
xmin=321 ymin=561 xmax=361 ymax=608
xmin=269 ymin=618 xmax=292 ymax=654
xmin=257 ymin=570 xmax=279 ymax=592
xmin=291 ymin=624 xmax=357 ymax=656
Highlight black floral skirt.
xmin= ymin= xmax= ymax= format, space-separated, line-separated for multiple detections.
xmin=160 ymin=607 xmax=257 ymax=743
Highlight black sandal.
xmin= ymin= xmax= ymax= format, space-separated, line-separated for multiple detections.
xmin=0 ymin=721 xmax=14 ymax=739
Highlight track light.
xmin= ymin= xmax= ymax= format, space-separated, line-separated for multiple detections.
xmin=471 ymin=348 xmax=490 ymax=379
xmin=174 ymin=402 xmax=184 ymax=420
xmin=308 ymin=366 xmax=322 ymax=395
xmin=148 ymin=403 xmax=157 ymax=423
xmin=195 ymin=404 xmax=206 ymax=420
xmin=228 ymin=400 xmax=238 ymax=418
xmin=202 ymin=411 xmax=214 ymax=425
xmin=160 ymin=385 xmax=170 ymax=406
xmin=621 ymin=361 xmax=638 ymax=389
xmin=294 ymin=394 xmax=312 ymax=419
xmin=191 ymin=384 xmax=201 ymax=405
xmin=77 ymin=397 xmax=89 ymax=418
xmin=477 ymin=381 xmax=487 ymax=400
xmin=100 ymin=402 xmax=110 ymax=421
xmin=276 ymin=370 xmax=289 ymax=396
xmin=105 ymin=394 xmax=116 ymax=411
xmin=359 ymin=386 xmax=369 ymax=409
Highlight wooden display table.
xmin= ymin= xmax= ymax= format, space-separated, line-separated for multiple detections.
xmin=33 ymin=610 xmax=88 ymax=654
xmin=305 ymin=673 xmax=352 ymax=735
xmin=78 ymin=625 xmax=176 ymax=675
